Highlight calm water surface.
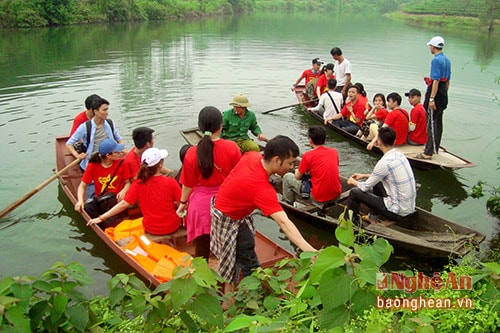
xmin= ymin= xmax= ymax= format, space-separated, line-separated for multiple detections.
xmin=1 ymin=14 xmax=499 ymax=294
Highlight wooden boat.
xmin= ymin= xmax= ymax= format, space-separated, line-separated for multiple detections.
xmin=180 ymin=127 xmax=484 ymax=258
xmin=293 ymin=85 xmax=475 ymax=170
xmin=55 ymin=135 xmax=293 ymax=287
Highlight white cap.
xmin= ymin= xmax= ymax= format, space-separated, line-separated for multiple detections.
xmin=141 ymin=147 xmax=168 ymax=166
xmin=427 ymin=36 xmax=445 ymax=48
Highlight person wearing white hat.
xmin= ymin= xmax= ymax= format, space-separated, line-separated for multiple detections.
xmin=416 ymin=36 xmax=451 ymax=160
xmin=222 ymin=94 xmax=268 ymax=152
xmin=87 ymin=147 xmax=182 ymax=237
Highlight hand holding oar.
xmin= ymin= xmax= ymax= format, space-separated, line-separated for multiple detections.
xmin=261 ymin=98 xmax=318 ymax=114
xmin=0 ymin=157 xmax=81 ymax=219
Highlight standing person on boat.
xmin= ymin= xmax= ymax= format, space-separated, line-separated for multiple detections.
xmin=282 ymin=126 xmax=342 ymax=206
xmin=222 ymin=95 xmax=268 ymax=153
xmin=210 ymin=135 xmax=317 ymax=285
xmin=307 ymin=78 xmax=343 ymax=123
xmin=75 ymin=139 xmax=132 ymax=217
xmin=291 ymin=57 xmax=323 ymax=100
xmin=357 ymin=93 xmax=388 ymax=141
xmin=405 ymin=89 xmax=428 ymax=146
xmin=330 ymin=47 xmax=352 ymax=98
xmin=87 ymin=147 xmax=182 ymax=236
xmin=347 ymin=127 xmax=416 ymax=224
xmin=315 ymin=63 xmax=335 ymax=98
xmin=123 ymin=126 xmax=173 ymax=180
xmin=367 ymin=92 xmax=409 ymax=150
xmin=417 ymin=36 xmax=451 ymax=160
xmin=176 ymin=106 xmax=242 ymax=260
xmin=328 ymin=84 xmax=367 ymax=135
xmin=70 ymin=94 xmax=100 ymax=136
xmin=66 ymin=96 xmax=124 ymax=171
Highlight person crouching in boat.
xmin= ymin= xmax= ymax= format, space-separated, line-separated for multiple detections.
xmin=75 ymin=139 xmax=131 ymax=218
xmin=176 ymin=107 xmax=242 ymax=260
xmin=327 ymin=84 xmax=367 ymax=135
xmin=87 ymin=148 xmax=182 ymax=236
xmin=347 ymin=127 xmax=416 ymax=225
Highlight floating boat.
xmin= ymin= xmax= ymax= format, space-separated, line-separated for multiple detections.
xmin=180 ymin=127 xmax=484 ymax=258
xmin=293 ymin=85 xmax=475 ymax=170
xmin=56 ymin=135 xmax=293 ymax=287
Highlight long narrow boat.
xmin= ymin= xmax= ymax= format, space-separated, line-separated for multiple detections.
xmin=56 ymin=135 xmax=293 ymax=287
xmin=180 ymin=128 xmax=484 ymax=258
xmin=293 ymin=85 xmax=475 ymax=170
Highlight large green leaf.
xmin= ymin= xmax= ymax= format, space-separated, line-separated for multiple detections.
xmin=263 ymin=295 xmax=282 ymax=310
xmin=131 ymin=293 xmax=147 ymax=316
xmin=170 ymin=277 xmax=198 ymax=310
xmin=318 ymin=268 xmax=357 ymax=311
xmin=188 ymin=293 xmax=223 ymax=327
xmin=372 ymin=238 xmax=393 ymax=265
xmin=350 ymin=289 xmax=376 ymax=316
xmin=65 ymin=304 xmax=89 ymax=332
xmin=179 ymin=309 xmax=199 ymax=333
xmin=108 ymin=287 xmax=127 ymax=308
xmin=335 ymin=217 xmax=355 ymax=247
xmin=319 ymin=304 xmax=350 ymax=330
xmin=310 ymin=246 xmax=346 ymax=283
xmin=53 ymin=294 xmax=68 ymax=316
xmin=29 ymin=300 xmax=48 ymax=331
xmin=354 ymin=259 xmax=379 ymax=286
xmin=192 ymin=258 xmax=219 ymax=287
xmin=5 ymin=304 xmax=30 ymax=330
xmin=224 ymin=314 xmax=254 ymax=332
xmin=0 ymin=277 xmax=15 ymax=295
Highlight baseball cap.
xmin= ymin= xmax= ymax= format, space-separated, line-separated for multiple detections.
xmin=141 ymin=147 xmax=168 ymax=166
xmin=427 ymin=36 xmax=445 ymax=48
xmin=312 ymin=58 xmax=323 ymax=65
xmin=404 ymin=88 xmax=421 ymax=97
xmin=98 ymin=139 xmax=125 ymax=156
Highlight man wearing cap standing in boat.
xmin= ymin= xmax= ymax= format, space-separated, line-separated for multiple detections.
xmin=291 ymin=57 xmax=323 ymax=100
xmin=222 ymin=95 xmax=268 ymax=153
xmin=416 ymin=36 xmax=451 ymax=160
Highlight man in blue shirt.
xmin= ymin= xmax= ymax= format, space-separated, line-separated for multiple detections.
xmin=417 ymin=36 xmax=451 ymax=160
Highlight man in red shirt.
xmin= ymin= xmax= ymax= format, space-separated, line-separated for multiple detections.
xmin=405 ymin=89 xmax=427 ymax=145
xmin=70 ymin=94 xmax=100 ymax=136
xmin=210 ymin=136 xmax=316 ymax=284
xmin=292 ymin=58 xmax=323 ymax=100
xmin=282 ymin=126 xmax=341 ymax=205
xmin=367 ymin=92 xmax=409 ymax=150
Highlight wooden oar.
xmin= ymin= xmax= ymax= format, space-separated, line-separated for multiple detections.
xmin=261 ymin=98 xmax=318 ymax=114
xmin=0 ymin=158 xmax=81 ymax=219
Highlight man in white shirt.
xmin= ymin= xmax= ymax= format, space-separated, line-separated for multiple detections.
xmin=330 ymin=47 xmax=352 ymax=99
xmin=307 ymin=78 xmax=343 ymax=124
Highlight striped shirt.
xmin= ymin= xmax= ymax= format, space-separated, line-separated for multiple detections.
xmin=357 ymin=149 xmax=416 ymax=216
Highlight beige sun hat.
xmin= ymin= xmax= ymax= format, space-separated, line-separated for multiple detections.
xmin=230 ymin=94 xmax=251 ymax=107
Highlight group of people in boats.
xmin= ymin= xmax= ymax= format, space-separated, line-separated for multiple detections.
xmin=64 ymin=36 xmax=448 ymax=285
xmin=292 ymin=39 xmax=451 ymax=161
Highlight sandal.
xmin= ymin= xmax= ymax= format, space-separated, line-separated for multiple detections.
xmin=415 ymin=153 xmax=432 ymax=160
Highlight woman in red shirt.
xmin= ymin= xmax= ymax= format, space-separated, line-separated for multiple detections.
xmin=75 ymin=139 xmax=130 ymax=215
xmin=315 ymin=63 xmax=335 ymax=98
xmin=87 ymin=147 xmax=182 ymax=236
xmin=176 ymin=106 xmax=242 ymax=259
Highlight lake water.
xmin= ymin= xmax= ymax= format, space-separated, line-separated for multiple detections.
xmin=1 ymin=13 xmax=499 ymax=294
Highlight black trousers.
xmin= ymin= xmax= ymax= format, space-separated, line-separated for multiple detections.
xmin=348 ymin=183 xmax=403 ymax=222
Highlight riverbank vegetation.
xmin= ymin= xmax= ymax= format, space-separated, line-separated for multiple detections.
xmin=1 ymin=0 xmax=498 ymax=29
xmin=1 ymin=215 xmax=499 ymax=332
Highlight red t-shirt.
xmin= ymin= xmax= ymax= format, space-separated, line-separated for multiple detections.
xmin=375 ymin=108 xmax=388 ymax=122
xmin=384 ymin=109 xmax=410 ymax=146
xmin=124 ymin=147 xmax=141 ymax=180
xmin=82 ymin=159 xmax=131 ymax=196
xmin=409 ymin=104 xmax=427 ymax=145
xmin=180 ymin=139 xmax=241 ymax=187
xmin=316 ymin=74 xmax=335 ymax=95
xmin=125 ymin=176 xmax=181 ymax=235
xmin=341 ymin=98 xmax=366 ymax=126
xmin=300 ymin=69 xmax=321 ymax=84
xmin=215 ymin=152 xmax=283 ymax=220
xmin=298 ymin=146 xmax=341 ymax=202
xmin=70 ymin=111 xmax=90 ymax=136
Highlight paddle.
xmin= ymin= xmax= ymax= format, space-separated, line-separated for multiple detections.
xmin=261 ymin=98 xmax=318 ymax=114
xmin=0 ymin=157 xmax=81 ymax=219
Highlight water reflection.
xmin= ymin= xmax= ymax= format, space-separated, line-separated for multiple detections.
xmin=414 ymin=169 xmax=468 ymax=211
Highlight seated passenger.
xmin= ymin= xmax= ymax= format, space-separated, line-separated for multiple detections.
xmin=405 ymin=88 xmax=427 ymax=146
xmin=222 ymin=95 xmax=268 ymax=152
xmin=315 ymin=63 xmax=335 ymax=98
xmin=328 ymin=84 xmax=367 ymax=135
xmin=87 ymin=148 xmax=182 ymax=236
xmin=282 ymin=126 xmax=342 ymax=206
xmin=75 ymin=139 xmax=132 ymax=215
xmin=347 ymin=127 xmax=416 ymax=224
xmin=307 ymin=78 xmax=343 ymax=123
xmin=367 ymin=92 xmax=409 ymax=150
xmin=291 ymin=57 xmax=323 ymax=100
xmin=357 ymin=93 xmax=388 ymax=140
